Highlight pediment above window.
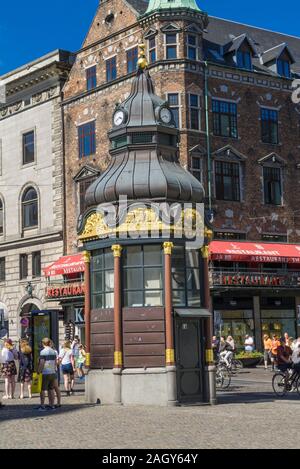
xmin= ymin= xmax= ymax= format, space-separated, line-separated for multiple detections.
xmin=258 ymin=153 xmax=287 ymax=167
xmin=261 ymin=43 xmax=295 ymax=65
xmin=185 ymin=23 xmax=202 ymax=34
xmin=189 ymin=144 xmax=206 ymax=156
xmin=223 ymin=33 xmax=258 ymax=57
xmin=144 ymin=28 xmax=158 ymax=39
xmin=161 ymin=23 xmax=181 ymax=33
xmin=73 ymin=164 xmax=101 ymax=182
xmin=213 ymin=145 xmax=247 ymax=162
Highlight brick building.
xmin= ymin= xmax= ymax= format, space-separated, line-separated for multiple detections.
xmin=60 ymin=0 xmax=300 ymax=349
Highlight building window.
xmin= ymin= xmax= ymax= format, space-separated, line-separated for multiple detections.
xmin=32 ymin=251 xmax=41 ymax=278
xmin=189 ymin=94 xmax=201 ymax=130
xmin=263 ymin=166 xmax=282 ymax=205
xmin=106 ymin=57 xmax=117 ymax=82
xmin=148 ymin=36 xmax=156 ymax=63
xmin=78 ymin=121 xmax=96 ymax=158
xmin=86 ymin=66 xmax=97 ymax=91
xmin=0 ymin=258 xmax=5 ymax=282
xmin=167 ymin=93 xmax=180 ymax=128
xmin=214 ymin=232 xmax=246 ymax=240
xmin=127 ymin=47 xmax=138 ymax=74
xmin=261 ymin=108 xmax=279 ymax=144
xmin=165 ymin=33 xmax=177 ymax=59
xmin=22 ymin=187 xmax=38 ymax=229
xmin=23 ymin=131 xmax=35 ymax=165
xmin=123 ymin=245 xmax=163 ymax=307
xmin=212 ymin=100 xmax=238 ymax=138
xmin=215 ymin=161 xmax=240 ymax=201
xmin=261 ymin=233 xmax=287 ymax=243
xmin=187 ymin=34 xmax=197 ymax=60
xmin=0 ymin=199 xmax=3 ymax=235
xmin=91 ymin=249 xmax=114 ymax=309
xmin=190 ymin=156 xmax=202 ymax=182
xmin=236 ymin=50 xmax=252 ymax=70
xmin=79 ymin=176 xmax=98 ymax=214
xmin=277 ymin=59 xmax=291 ymax=78
xmin=20 ymin=254 xmax=28 ymax=280
xmin=172 ymin=246 xmax=202 ymax=307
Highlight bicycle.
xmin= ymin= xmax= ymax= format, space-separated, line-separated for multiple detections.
xmin=272 ymin=367 xmax=300 ymax=397
xmin=216 ymin=362 xmax=231 ymax=390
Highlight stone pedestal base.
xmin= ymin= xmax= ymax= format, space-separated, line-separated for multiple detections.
xmin=85 ymin=367 xmax=178 ymax=406
xmin=205 ymin=365 xmax=217 ymax=405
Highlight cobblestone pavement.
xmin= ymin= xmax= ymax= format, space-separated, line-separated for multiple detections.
xmin=1 ymin=368 xmax=300 ymax=449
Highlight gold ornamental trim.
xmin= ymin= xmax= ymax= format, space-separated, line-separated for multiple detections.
xmin=201 ymin=245 xmax=210 ymax=259
xmin=111 ymin=244 xmax=122 ymax=258
xmin=114 ymin=351 xmax=123 ymax=367
xmin=78 ymin=207 xmax=204 ymax=242
xmin=166 ymin=348 xmax=175 ymax=364
xmin=163 ymin=242 xmax=174 ymax=255
xmin=85 ymin=353 xmax=91 ymax=367
xmin=82 ymin=250 xmax=91 ymax=263
xmin=204 ymin=227 xmax=213 ymax=242
xmin=205 ymin=349 xmax=214 ymax=364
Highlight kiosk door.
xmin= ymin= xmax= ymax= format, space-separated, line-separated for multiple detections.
xmin=175 ymin=317 xmax=205 ymax=403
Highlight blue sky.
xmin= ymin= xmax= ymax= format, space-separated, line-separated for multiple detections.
xmin=0 ymin=0 xmax=299 ymax=74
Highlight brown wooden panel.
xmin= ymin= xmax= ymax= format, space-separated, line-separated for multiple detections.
xmin=123 ymin=332 xmax=165 ymax=345
xmin=123 ymin=320 xmax=165 ymax=333
xmin=90 ymin=356 xmax=114 ymax=369
xmin=91 ymin=308 xmax=114 ymax=322
xmin=91 ymin=333 xmax=114 ymax=345
xmin=91 ymin=322 xmax=114 ymax=334
xmin=91 ymin=344 xmax=115 ymax=356
xmin=124 ymin=343 xmax=165 ymax=356
xmin=124 ymin=355 xmax=165 ymax=368
xmin=123 ymin=307 xmax=164 ymax=321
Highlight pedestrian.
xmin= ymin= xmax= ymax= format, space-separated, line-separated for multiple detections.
xmin=77 ymin=344 xmax=86 ymax=380
xmin=271 ymin=334 xmax=280 ymax=371
xmin=1 ymin=338 xmax=18 ymax=399
xmin=49 ymin=340 xmax=61 ymax=408
xmin=18 ymin=339 xmax=33 ymax=399
xmin=284 ymin=332 xmax=290 ymax=347
xmin=212 ymin=336 xmax=220 ymax=361
xmin=226 ymin=335 xmax=235 ymax=352
xmin=58 ymin=340 xmax=75 ymax=396
xmin=244 ymin=334 xmax=254 ymax=352
xmin=291 ymin=338 xmax=300 ymax=373
xmin=263 ymin=334 xmax=272 ymax=370
xmin=37 ymin=337 xmax=58 ymax=411
xmin=72 ymin=336 xmax=81 ymax=378
xmin=276 ymin=337 xmax=292 ymax=373
xmin=219 ymin=336 xmax=234 ymax=368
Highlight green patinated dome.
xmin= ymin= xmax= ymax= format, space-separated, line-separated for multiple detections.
xmin=145 ymin=0 xmax=202 ymax=15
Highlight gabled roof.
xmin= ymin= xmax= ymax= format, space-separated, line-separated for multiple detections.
xmin=125 ymin=0 xmax=149 ymax=14
xmin=261 ymin=43 xmax=295 ymax=65
xmin=223 ymin=33 xmax=258 ymax=56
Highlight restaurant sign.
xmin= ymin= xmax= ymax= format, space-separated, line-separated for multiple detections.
xmin=214 ymin=274 xmax=300 ymax=287
xmin=46 ymin=283 xmax=85 ymax=299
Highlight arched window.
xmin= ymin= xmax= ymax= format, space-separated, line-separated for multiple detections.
xmin=0 ymin=198 xmax=3 ymax=235
xmin=22 ymin=187 xmax=38 ymax=229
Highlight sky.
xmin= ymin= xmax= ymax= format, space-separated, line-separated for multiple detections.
xmin=0 ymin=0 xmax=299 ymax=75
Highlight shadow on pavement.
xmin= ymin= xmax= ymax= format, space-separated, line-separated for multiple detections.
xmin=217 ymin=391 xmax=300 ymax=405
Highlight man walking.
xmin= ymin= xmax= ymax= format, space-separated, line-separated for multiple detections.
xmin=37 ymin=337 xmax=58 ymax=411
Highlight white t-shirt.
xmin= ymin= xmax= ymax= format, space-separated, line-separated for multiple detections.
xmin=292 ymin=346 xmax=300 ymax=364
xmin=1 ymin=348 xmax=17 ymax=362
xmin=59 ymin=348 xmax=73 ymax=365
xmin=39 ymin=346 xmax=57 ymax=375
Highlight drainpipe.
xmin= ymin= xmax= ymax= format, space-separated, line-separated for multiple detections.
xmin=204 ymin=61 xmax=212 ymax=213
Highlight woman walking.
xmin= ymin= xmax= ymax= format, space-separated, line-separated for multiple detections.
xmin=18 ymin=340 xmax=33 ymax=399
xmin=77 ymin=344 xmax=86 ymax=380
xmin=58 ymin=341 xmax=75 ymax=396
xmin=1 ymin=339 xmax=18 ymax=399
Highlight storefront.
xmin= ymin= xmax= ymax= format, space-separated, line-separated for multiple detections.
xmin=44 ymin=254 xmax=85 ymax=344
xmin=210 ymin=241 xmax=300 ymax=350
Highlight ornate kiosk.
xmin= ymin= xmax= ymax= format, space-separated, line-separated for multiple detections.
xmin=78 ymin=47 xmax=215 ymax=406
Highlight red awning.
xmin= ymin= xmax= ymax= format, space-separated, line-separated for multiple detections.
xmin=210 ymin=241 xmax=300 ymax=264
xmin=44 ymin=254 xmax=85 ymax=277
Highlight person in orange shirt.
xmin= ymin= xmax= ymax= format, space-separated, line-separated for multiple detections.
xmin=271 ymin=335 xmax=281 ymax=371
xmin=263 ymin=334 xmax=272 ymax=370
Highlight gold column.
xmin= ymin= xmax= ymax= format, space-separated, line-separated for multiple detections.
xmin=201 ymin=236 xmax=213 ymax=365
xmin=112 ymin=244 xmax=123 ymax=368
xmin=163 ymin=242 xmax=175 ymax=366
xmin=83 ymin=250 xmax=91 ymax=368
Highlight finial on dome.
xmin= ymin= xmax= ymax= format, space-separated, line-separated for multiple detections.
xmin=137 ymin=43 xmax=148 ymax=70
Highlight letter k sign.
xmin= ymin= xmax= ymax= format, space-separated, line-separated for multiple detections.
xmin=75 ymin=308 xmax=84 ymax=324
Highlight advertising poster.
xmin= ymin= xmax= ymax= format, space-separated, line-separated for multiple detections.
xmin=32 ymin=313 xmax=51 ymax=371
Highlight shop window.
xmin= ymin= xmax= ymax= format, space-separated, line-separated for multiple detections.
xmin=22 ymin=187 xmax=38 ymax=229
xmin=172 ymin=246 xmax=202 ymax=307
xmin=215 ymin=161 xmax=241 ymax=201
xmin=212 ymin=100 xmax=238 ymax=138
xmin=261 ymin=108 xmax=278 ymax=144
xmin=215 ymin=309 xmax=254 ymax=351
xmin=91 ymin=249 xmax=114 ymax=309
xmin=261 ymin=308 xmax=296 ymax=340
xmin=86 ymin=66 xmax=97 ymax=91
xmin=123 ymin=245 xmax=163 ymax=307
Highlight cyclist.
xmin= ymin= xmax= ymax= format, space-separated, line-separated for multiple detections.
xmin=277 ymin=337 xmax=292 ymax=374
xmin=292 ymin=338 xmax=300 ymax=373
xmin=219 ymin=336 xmax=234 ymax=368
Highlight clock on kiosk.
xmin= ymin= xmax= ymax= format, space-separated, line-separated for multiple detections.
xmin=113 ymin=109 xmax=127 ymax=126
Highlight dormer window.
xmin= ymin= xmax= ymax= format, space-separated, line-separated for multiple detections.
xmin=277 ymin=59 xmax=291 ymax=78
xmin=236 ymin=50 xmax=252 ymax=70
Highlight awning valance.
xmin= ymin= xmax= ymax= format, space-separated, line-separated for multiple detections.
xmin=174 ymin=308 xmax=212 ymax=318
xmin=44 ymin=254 xmax=85 ymax=277
xmin=210 ymin=241 xmax=300 ymax=264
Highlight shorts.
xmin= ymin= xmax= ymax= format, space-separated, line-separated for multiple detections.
xmin=264 ymin=350 xmax=271 ymax=362
xmin=42 ymin=374 xmax=57 ymax=391
xmin=62 ymin=363 xmax=74 ymax=376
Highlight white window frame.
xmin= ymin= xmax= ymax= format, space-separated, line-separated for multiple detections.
xmin=164 ymin=32 xmax=178 ymax=60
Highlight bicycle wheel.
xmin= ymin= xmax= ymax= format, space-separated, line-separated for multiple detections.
xmin=216 ymin=369 xmax=224 ymax=389
xmin=221 ymin=369 xmax=231 ymax=389
xmin=233 ymin=359 xmax=243 ymax=370
xmin=296 ymin=374 xmax=300 ymax=396
xmin=272 ymin=372 xmax=287 ymax=397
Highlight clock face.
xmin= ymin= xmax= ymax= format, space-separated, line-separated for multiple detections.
xmin=113 ymin=110 xmax=125 ymax=126
xmin=160 ymin=107 xmax=172 ymax=124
